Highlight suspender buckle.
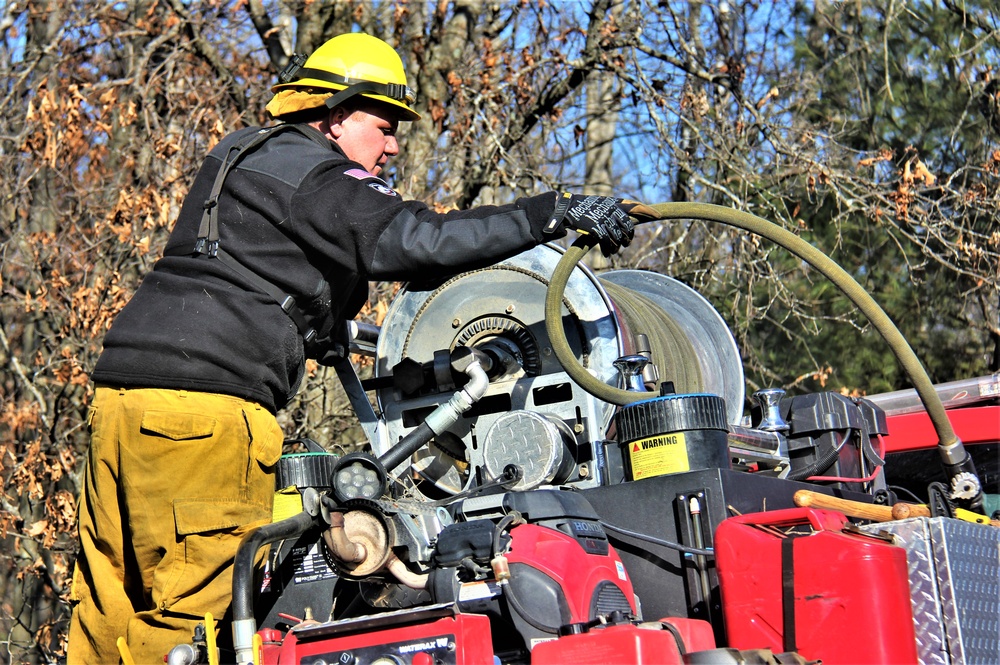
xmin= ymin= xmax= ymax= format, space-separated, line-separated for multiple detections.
xmin=193 ymin=238 xmax=218 ymax=256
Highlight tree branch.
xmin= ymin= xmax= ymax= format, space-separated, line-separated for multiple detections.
xmin=0 ymin=322 xmax=52 ymax=433
xmin=165 ymin=0 xmax=247 ymax=115
xmin=940 ymin=0 xmax=1000 ymax=38
xmin=457 ymin=0 xmax=616 ymax=206
xmin=245 ymin=0 xmax=290 ymax=71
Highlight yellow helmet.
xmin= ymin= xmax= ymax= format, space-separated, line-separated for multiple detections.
xmin=270 ymin=33 xmax=419 ymax=121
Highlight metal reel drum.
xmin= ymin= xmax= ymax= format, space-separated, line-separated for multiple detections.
xmin=375 ymin=245 xmax=621 ymax=494
xmin=374 ymin=245 xmax=744 ymax=495
xmin=600 ymin=270 xmax=745 ymax=424
xmin=376 ymin=244 xmax=621 ymax=413
xmin=376 ymin=245 xmax=623 ymax=379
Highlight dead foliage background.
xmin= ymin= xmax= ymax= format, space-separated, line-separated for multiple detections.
xmin=1 ymin=1 xmax=997 ymax=661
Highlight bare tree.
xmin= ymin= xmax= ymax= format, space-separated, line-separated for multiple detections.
xmin=0 ymin=1 xmax=996 ymax=660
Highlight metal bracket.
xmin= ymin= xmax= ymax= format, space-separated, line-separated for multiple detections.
xmin=333 ymin=357 xmax=389 ymax=456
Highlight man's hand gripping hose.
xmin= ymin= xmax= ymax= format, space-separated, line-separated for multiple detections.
xmin=543 ymin=193 xmax=662 ymax=256
xmin=543 ymin=201 xmax=984 ymax=513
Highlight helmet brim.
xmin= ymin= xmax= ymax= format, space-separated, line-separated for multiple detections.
xmin=270 ymin=79 xmax=419 ymax=121
xmin=363 ymin=94 xmax=420 ymax=122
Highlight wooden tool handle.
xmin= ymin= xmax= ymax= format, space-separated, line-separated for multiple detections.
xmin=891 ymin=502 xmax=932 ymax=520
xmin=793 ymin=489 xmax=894 ymax=522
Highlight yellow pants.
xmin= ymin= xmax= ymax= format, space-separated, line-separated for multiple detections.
xmin=68 ymin=387 xmax=282 ymax=664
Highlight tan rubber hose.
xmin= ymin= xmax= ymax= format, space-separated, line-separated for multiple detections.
xmin=544 ymin=202 xmax=959 ymax=450
xmin=599 ymin=279 xmax=703 ymax=393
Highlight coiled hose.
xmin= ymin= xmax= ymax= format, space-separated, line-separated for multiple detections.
xmin=544 ymin=202 xmax=982 ymax=509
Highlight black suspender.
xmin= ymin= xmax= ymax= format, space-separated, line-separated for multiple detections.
xmin=196 ymin=126 xmax=283 ymax=257
xmin=193 ymin=125 xmax=327 ymax=344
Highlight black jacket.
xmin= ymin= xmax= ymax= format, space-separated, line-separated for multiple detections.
xmin=92 ymin=124 xmax=558 ymax=412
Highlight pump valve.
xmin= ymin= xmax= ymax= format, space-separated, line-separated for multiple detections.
xmin=614 ymin=355 xmax=651 ymax=393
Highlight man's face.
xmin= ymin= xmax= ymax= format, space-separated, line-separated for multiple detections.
xmin=328 ymin=103 xmax=400 ymax=177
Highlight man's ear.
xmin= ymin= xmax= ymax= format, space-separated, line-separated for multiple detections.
xmin=327 ymin=106 xmax=348 ymax=138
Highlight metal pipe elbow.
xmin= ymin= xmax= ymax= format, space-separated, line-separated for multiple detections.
xmin=386 ymin=553 xmax=429 ymax=590
xmin=323 ymin=511 xmax=367 ymax=563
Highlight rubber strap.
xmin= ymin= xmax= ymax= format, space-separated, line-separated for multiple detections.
xmin=197 ymin=126 xmax=294 ymax=254
xmin=292 ymin=67 xmax=413 ymax=104
xmin=659 ymin=620 xmax=687 ymax=655
xmin=213 ymin=248 xmax=317 ymax=342
xmin=781 ymin=536 xmax=797 ymax=653
xmin=323 ymin=81 xmax=412 ymax=111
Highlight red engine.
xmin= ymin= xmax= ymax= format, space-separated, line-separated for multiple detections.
xmin=252 ymin=490 xmax=717 ymax=665
xmin=261 ymin=611 xmax=494 ymax=665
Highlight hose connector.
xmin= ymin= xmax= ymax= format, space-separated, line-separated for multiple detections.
xmin=940 ymin=439 xmax=984 ymax=511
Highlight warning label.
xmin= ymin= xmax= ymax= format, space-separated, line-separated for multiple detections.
xmin=458 ymin=580 xmax=501 ymax=602
xmin=628 ymin=432 xmax=690 ymax=479
xmin=292 ymin=542 xmax=337 ymax=585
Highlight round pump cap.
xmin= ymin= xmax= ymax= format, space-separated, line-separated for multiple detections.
xmin=616 ymin=393 xmax=728 ymax=444
xmin=615 ymin=393 xmax=731 ymax=479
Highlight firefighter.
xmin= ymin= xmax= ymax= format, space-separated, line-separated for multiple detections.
xmin=67 ymin=32 xmax=655 ymax=663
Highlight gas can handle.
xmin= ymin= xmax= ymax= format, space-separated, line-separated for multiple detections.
xmin=722 ymin=507 xmax=849 ymax=532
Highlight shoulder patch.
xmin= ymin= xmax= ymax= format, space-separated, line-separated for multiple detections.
xmin=344 ymin=167 xmax=378 ymax=180
xmin=342 ymin=166 xmax=397 ymax=195
xmin=368 ymin=181 xmax=398 ymax=197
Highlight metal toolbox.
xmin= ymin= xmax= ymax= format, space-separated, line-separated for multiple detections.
xmin=861 ymin=517 xmax=1000 ymax=665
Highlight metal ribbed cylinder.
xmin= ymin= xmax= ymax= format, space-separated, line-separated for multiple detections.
xmin=276 ymin=452 xmax=339 ymax=490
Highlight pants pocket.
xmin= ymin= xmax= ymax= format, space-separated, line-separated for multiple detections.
xmin=140 ymin=409 xmax=217 ymax=441
xmin=121 ymin=392 xmax=278 ymax=618
xmin=160 ymin=498 xmax=270 ymax=616
xmin=245 ymin=407 xmax=283 ymax=469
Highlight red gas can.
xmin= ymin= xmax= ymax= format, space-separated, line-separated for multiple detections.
xmin=715 ymin=507 xmax=918 ymax=664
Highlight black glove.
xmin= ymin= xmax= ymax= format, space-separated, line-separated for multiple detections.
xmin=543 ymin=193 xmax=658 ymax=256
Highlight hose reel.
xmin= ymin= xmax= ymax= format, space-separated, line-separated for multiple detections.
xmin=599 ymin=269 xmax=744 ymax=422
xmin=374 ymin=244 xmax=744 ymax=495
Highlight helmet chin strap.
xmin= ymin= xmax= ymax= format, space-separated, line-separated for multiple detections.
xmin=323 ymin=80 xmax=414 ymax=109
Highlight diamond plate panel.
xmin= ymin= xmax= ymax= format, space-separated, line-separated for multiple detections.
xmin=863 ymin=517 xmax=1000 ymax=665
